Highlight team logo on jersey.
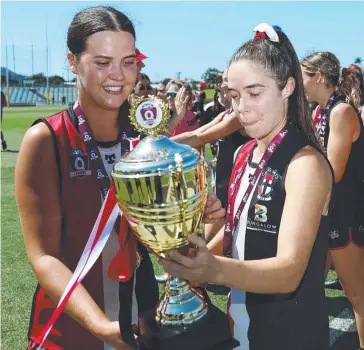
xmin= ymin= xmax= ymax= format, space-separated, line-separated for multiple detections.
xmin=70 ymin=150 xmax=91 ymax=179
xmin=105 ymin=153 xmax=116 ymax=165
xmin=254 ymin=204 xmax=267 ymax=222
xmin=257 ymin=168 xmax=279 ymax=201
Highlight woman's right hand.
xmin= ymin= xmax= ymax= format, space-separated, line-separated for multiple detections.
xmin=96 ymin=321 xmax=139 ymax=349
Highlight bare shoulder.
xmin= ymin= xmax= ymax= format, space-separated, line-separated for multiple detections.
xmin=286 ymin=145 xmax=332 ymax=193
xmin=20 ymin=122 xmax=54 ymax=157
xmin=330 ymin=103 xmax=358 ymax=125
xmin=16 ymin=121 xmax=57 ymax=179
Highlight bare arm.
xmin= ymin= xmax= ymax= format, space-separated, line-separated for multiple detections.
xmin=15 ymin=123 xmax=133 ymax=348
xmin=206 ymin=225 xmax=224 ymax=256
xmin=172 ymin=112 xmax=242 ymax=148
xmin=160 ymin=147 xmax=332 ymax=294
xmin=327 ymin=104 xmax=360 ymax=183
xmin=171 ymin=113 xmax=222 ymax=144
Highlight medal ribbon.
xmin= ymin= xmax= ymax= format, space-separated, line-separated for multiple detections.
xmin=32 ymin=101 xmax=138 ymax=349
xmin=314 ymin=92 xmax=337 ymax=144
xmin=33 ymin=186 xmax=120 ymax=349
xmin=223 ymin=129 xmax=288 ymax=257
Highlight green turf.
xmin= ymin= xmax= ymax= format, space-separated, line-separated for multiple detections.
xmin=1 ymin=166 xmax=37 ymax=349
xmin=0 ymin=105 xmax=349 ymax=349
xmin=2 ymin=106 xmax=65 ymax=131
xmin=205 ymin=89 xmax=215 ymax=100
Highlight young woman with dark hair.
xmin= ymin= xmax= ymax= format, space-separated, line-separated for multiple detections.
xmin=15 ymin=6 xmax=225 ymax=350
xmin=302 ymin=52 xmax=364 ymax=350
xmin=160 ymin=24 xmax=333 ymax=350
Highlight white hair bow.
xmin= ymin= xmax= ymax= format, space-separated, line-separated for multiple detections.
xmin=253 ymin=23 xmax=279 ymax=43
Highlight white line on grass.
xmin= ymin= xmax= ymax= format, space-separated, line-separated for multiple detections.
xmin=329 ymin=307 xmax=357 ymax=346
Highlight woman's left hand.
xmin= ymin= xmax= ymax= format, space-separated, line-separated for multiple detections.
xmin=158 ymin=234 xmax=215 ymax=285
xmin=202 ymin=192 xmax=226 ymax=224
xmin=174 ymin=85 xmax=189 ymax=118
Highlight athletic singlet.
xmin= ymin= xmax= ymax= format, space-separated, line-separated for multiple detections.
xmin=226 ymin=125 xmax=330 ymax=350
xmin=316 ymin=98 xmax=364 ymax=247
xmin=230 ymin=162 xmax=259 ymax=349
xmin=66 ymin=107 xmax=159 ymax=333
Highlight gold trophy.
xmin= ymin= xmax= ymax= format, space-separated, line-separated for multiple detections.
xmin=112 ymin=96 xmax=238 ymax=349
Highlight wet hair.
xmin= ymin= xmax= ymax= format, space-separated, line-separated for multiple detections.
xmin=67 ymin=6 xmax=135 ymax=56
xmin=229 ymin=27 xmax=316 ymax=145
xmin=301 ymin=53 xmax=363 ymax=108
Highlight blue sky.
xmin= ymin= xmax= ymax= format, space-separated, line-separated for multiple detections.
xmin=1 ymin=1 xmax=363 ymax=82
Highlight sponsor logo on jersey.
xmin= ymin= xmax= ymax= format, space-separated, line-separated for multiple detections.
xmin=254 ymin=204 xmax=267 ymax=222
xmin=247 ymin=204 xmax=277 ymax=234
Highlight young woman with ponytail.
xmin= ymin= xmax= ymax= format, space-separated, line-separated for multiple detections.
xmin=346 ymin=63 xmax=364 ymax=123
xmin=302 ymin=52 xmax=364 ymax=350
xmin=160 ymin=24 xmax=333 ymax=350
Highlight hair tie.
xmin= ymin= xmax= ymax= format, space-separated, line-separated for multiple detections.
xmin=254 ymin=32 xmax=268 ymax=40
xmin=253 ymin=23 xmax=279 ymax=42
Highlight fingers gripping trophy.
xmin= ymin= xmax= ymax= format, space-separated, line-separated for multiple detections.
xmin=111 ymin=96 xmax=238 ymax=350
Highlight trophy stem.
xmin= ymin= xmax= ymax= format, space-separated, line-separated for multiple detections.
xmin=156 ymin=277 xmax=208 ymax=326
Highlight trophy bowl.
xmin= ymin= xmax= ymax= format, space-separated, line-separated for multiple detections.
xmin=111 ymin=96 xmax=209 ymax=327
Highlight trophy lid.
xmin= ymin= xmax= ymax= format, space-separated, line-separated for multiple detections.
xmin=113 ymin=135 xmax=203 ymax=175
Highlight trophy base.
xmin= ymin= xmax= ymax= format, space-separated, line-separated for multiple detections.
xmin=138 ymin=303 xmax=239 ymax=350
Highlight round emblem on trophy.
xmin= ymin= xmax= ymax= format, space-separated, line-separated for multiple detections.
xmin=137 ymin=101 xmax=162 ymax=128
xmin=130 ymin=96 xmax=170 ymax=135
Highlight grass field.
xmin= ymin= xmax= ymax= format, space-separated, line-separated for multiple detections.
xmin=0 ymin=106 xmax=359 ymax=349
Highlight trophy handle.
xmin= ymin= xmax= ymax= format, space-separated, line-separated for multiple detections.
xmin=173 ymin=153 xmax=189 ymax=239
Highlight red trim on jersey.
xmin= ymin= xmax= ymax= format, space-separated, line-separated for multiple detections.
xmin=28 ymin=110 xmax=137 ymax=349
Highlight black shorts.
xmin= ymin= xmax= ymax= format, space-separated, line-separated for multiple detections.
xmin=329 ymin=182 xmax=364 ymax=249
xmin=329 ymin=227 xmax=364 ymax=249
xmin=328 ymin=200 xmax=364 ymax=249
